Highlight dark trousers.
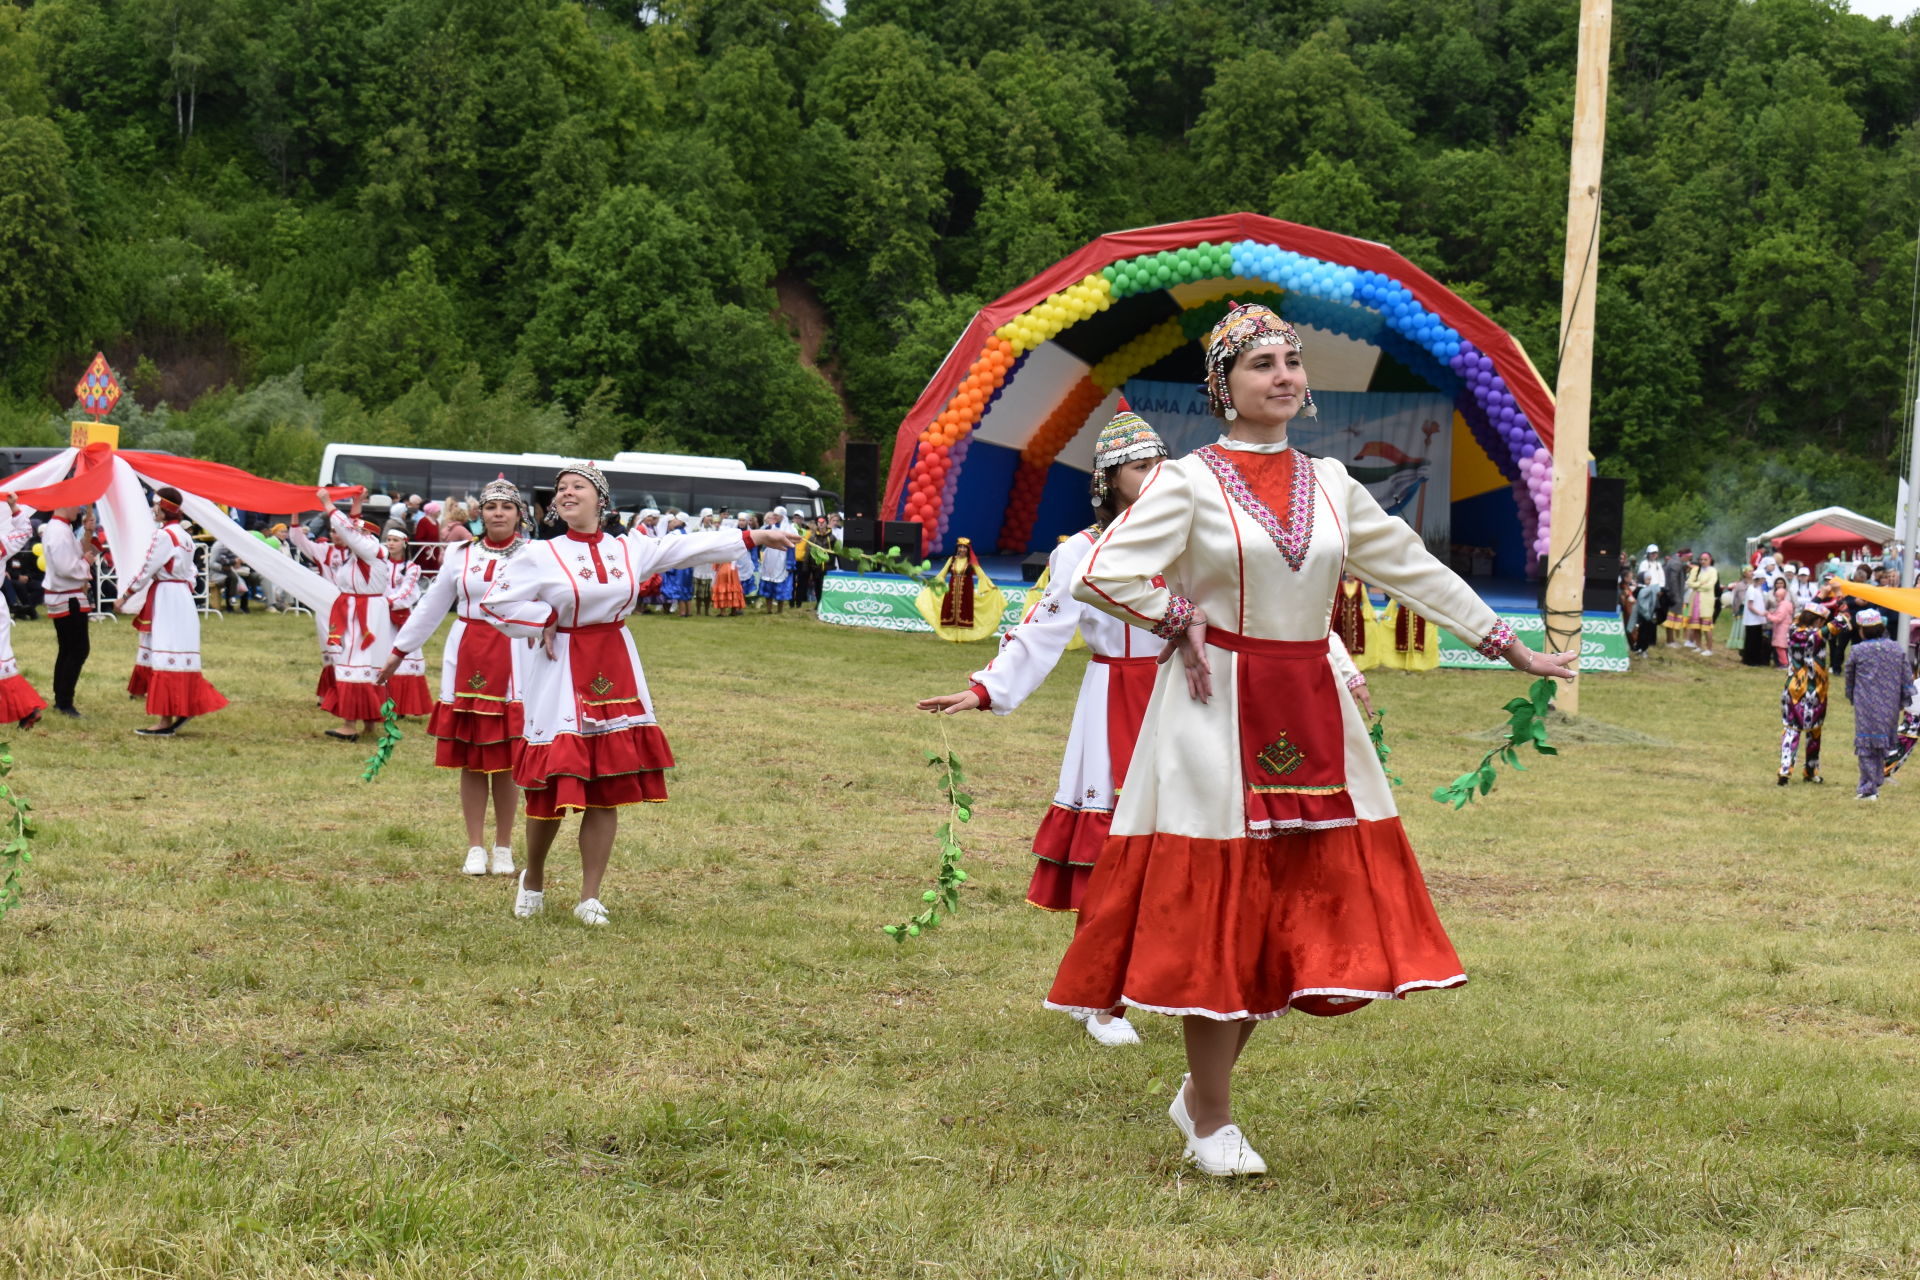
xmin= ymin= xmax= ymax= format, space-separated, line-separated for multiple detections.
xmin=51 ymin=609 xmax=90 ymax=708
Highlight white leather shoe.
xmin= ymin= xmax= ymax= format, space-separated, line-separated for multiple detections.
xmin=573 ymin=898 xmax=609 ymax=926
xmin=489 ymin=845 xmax=515 ymax=875
xmin=1084 ymin=1013 xmax=1142 ymax=1046
xmin=462 ymin=845 xmax=488 ymax=876
xmin=1185 ymin=1123 xmax=1267 ymax=1177
xmin=513 ymin=871 xmax=544 ymax=918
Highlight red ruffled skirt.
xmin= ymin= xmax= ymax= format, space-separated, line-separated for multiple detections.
xmin=714 ymin=564 xmax=745 ymax=609
xmin=147 ymin=669 xmax=228 ymax=718
xmin=0 ymin=674 xmax=45 ymax=725
xmin=128 ymin=665 xmax=150 ymax=697
xmin=517 ymin=726 xmax=673 ymax=819
xmin=1046 ymin=818 xmax=1466 ymax=1020
xmin=386 ymin=675 xmax=434 ymax=717
xmin=430 ymin=620 xmax=519 ymax=772
xmin=322 ymin=678 xmax=387 ymax=722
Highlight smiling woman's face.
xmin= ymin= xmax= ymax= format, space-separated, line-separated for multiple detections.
xmin=553 ymin=474 xmax=599 ymax=530
xmin=1224 ymin=342 xmax=1307 ymax=428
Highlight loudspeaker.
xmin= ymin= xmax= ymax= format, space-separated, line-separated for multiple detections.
xmin=843 ymin=440 xmax=879 ymax=518
xmin=842 ymin=516 xmax=878 ymax=554
xmin=882 ymin=521 xmax=924 ymax=557
xmin=1587 ymin=476 xmax=1625 ymax=563
xmin=1022 ymin=552 xmax=1051 ymax=582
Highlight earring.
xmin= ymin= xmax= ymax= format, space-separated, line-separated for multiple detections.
xmin=1224 ymin=406 xmax=1238 ymax=422
xmin=1302 ymin=387 xmax=1318 ymax=419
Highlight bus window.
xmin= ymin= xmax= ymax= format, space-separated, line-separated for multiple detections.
xmin=333 ymin=455 xmax=430 ymax=502
xmin=433 ymin=460 xmax=527 ymax=505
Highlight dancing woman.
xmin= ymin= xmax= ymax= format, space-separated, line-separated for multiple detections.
xmin=290 ymin=491 xmax=394 ymax=741
xmin=379 ymin=528 xmax=435 ymax=718
xmin=1045 ymin=303 xmax=1574 ymax=1176
xmin=1777 ymin=601 xmax=1844 ymax=786
xmin=0 ymin=498 xmax=47 ymax=729
xmin=120 ymin=487 xmax=229 ymax=735
xmin=381 ymin=478 xmax=530 ymax=877
xmin=480 ymin=464 xmax=798 ymax=926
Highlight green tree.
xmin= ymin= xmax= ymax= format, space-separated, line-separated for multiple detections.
xmin=0 ymin=116 xmax=78 ymax=370
xmin=311 ymin=245 xmax=465 ymax=405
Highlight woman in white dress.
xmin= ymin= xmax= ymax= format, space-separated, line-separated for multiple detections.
xmin=119 ymin=487 xmax=228 ymax=735
xmin=480 ymin=464 xmax=798 ymax=926
xmin=379 ymin=528 xmax=435 ymax=718
xmin=1046 ymin=303 xmax=1575 ymax=1176
xmin=381 ymin=478 xmax=530 ymax=877
xmin=290 ymin=492 xmax=394 ymax=741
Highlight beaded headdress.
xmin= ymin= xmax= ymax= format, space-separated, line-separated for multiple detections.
xmin=553 ymin=463 xmax=612 ymax=514
xmin=1857 ymin=608 xmax=1885 ymax=627
xmin=1201 ymin=301 xmax=1316 ymax=420
xmin=478 ymin=475 xmax=526 ymax=518
xmin=1090 ymin=398 xmax=1168 ymax=502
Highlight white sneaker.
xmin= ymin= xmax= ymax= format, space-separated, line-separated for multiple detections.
xmin=1168 ymin=1074 xmax=1196 ymax=1143
xmin=489 ymin=845 xmax=515 ymax=875
xmin=574 ymin=898 xmax=609 ymax=926
xmin=1185 ymin=1123 xmax=1268 ymax=1177
xmin=1682 ymin=641 xmax=1698 ymax=649
xmin=1084 ymin=1013 xmax=1142 ymax=1046
xmin=1856 ymin=792 xmax=1880 ymax=802
xmin=513 ymin=871 xmax=544 ymax=918
xmin=462 ymin=845 xmax=488 ymax=876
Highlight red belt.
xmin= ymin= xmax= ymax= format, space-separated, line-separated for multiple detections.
xmin=1204 ymin=627 xmax=1329 ymax=659
xmin=557 ymin=621 xmax=625 ymax=636
xmin=1091 ymin=654 xmax=1157 ymax=667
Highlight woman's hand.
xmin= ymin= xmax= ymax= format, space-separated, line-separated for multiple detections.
xmin=528 ymin=620 xmax=558 ymax=660
xmin=376 ymin=653 xmax=401 ymax=685
xmin=752 ymin=528 xmax=800 ymax=551
xmin=1158 ymin=605 xmax=1212 ymax=703
xmin=314 ymin=487 xmax=333 ymax=513
xmin=1347 ymin=677 xmax=1374 ymax=718
xmin=1504 ymin=639 xmax=1579 ymax=681
xmin=916 ymin=689 xmax=982 ymax=715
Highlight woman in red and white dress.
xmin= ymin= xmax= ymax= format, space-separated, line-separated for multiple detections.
xmin=119 ymin=487 xmax=228 ymax=735
xmin=0 ymin=497 xmax=47 ymax=728
xmin=380 ymin=478 xmax=529 ymax=878
xmin=480 ymin=464 xmax=798 ymax=926
xmin=379 ymin=528 xmax=435 ymax=718
xmin=1047 ymin=303 xmax=1575 ymax=1176
xmin=290 ymin=491 xmax=393 ymax=742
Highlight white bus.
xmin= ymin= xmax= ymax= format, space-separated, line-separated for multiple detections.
xmin=318 ymin=445 xmax=831 ymax=520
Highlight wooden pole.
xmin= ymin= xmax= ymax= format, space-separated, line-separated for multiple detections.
xmin=1545 ymin=0 xmax=1613 ymax=716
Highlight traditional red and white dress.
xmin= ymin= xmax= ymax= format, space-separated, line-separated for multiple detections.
xmin=1047 ymin=438 xmax=1514 ymax=1021
xmin=390 ymin=535 xmax=527 ymax=773
xmin=122 ymin=519 xmax=228 ymax=719
xmin=291 ymin=511 xmax=394 ymax=721
xmin=382 ymin=555 xmax=434 ymax=717
xmin=480 ymin=525 xmax=759 ymax=818
xmin=0 ymin=511 xmax=46 ymax=724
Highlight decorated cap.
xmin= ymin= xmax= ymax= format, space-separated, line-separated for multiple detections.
xmin=1804 ymin=602 xmax=1831 ymax=619
xmin=478 ymin=475 xmax=527 ymax=518
xmin=1091 ymin=397 xmax=1168 ymax=502
xmin=553 ymin=463 xmax=612 ymax=513
xmin=1857 ymin=608 xmax=1885 ymax=627
xmin=1201 ymin=301 xmax=1308 ymax=418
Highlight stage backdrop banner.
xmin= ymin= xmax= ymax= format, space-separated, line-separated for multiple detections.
xmin=819 ymin=573 xmax=1029 ymax=637
xmin=1438 ymin=610 xmax=1630 ymax=672
xmin=1119 ymin=382 xmax=1455 ymax=549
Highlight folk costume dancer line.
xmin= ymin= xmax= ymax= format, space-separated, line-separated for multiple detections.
xmin=0 ymin=498 xmax=47 ymax=729
xmin=380 ymin=528 xmax=435 ymax=718
xmin=381 ymin=479 xmax=530 ymax=878
xmin=1045 ymin=303 xmax=1575 ymax=1178
xmin=480 ymin=464 xmax=800 ymax=927
xmin=1843 ymin=609 xmax=1914 ymax=801
xmin=1778 ymin=602 xmax=1844 ymax=786
xmin=291 ymin=491 xmax=395 ymax=742
xmin=42 ymin=505 xmax=98 ymax=718
xmin=120 ymin=487 xmax=229 ymax=736
xmin=757 ymin=508 xmax=794 ymax=612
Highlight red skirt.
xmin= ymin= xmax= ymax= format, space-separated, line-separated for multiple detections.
xmin=1047 ymin=819 xmax=1466 ymax=1020
xmin=128 ymin=665 xmax=150 ymax=697
xmin=517 ymin=726 xmax=673 ymax=818
xmin=386 ymin=675 xmax=434 ymax=717
xmin=1025 ymin=655 xmax=1156 ymax=913
xmin=0 ymin=674 xmax=45 ymax=725
xmin=429 ymin=620 xmax=521 ymax=773
xmin=147 ymin=669 xmax=228 ymax=718
xmin=316 ymin=665 xmax=335 ymax=700
xmin=714 ymin=564 xmax=745 ymax=609
xmin=322 ymin=678 xmax=387 ymax=722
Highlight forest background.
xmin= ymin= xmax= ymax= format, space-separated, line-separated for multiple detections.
xmin=0 ymin=0 xmax=1915 ymax=559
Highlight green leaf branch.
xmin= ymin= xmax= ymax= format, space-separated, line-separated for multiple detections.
xmin=361 ymin=698 xmax=404 ymax=783
xmin=811 ymin=543 xmax=949 ymax=596
xmin=1369 ymin=708 xmax=1402 ymax=787
xmin=0 ymin=741 xmax=37 ymax=921
xmin=883 ymin=723 xmax=972 ymax=941
xmin=1431 ymin=677 xmax=1559 ymax=809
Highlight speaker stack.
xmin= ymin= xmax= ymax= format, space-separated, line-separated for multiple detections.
xmin=842 ymin=440 xmax=879 ymax=521
xmin=1583 ymin=476 xmax=1626 ymax=613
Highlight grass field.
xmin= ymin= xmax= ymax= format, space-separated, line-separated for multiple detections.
xmin=1 ymin=606 xmax=1916 ymax=1279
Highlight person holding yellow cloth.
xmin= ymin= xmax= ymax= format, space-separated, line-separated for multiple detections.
xmin=916 ymin=537 xmax=1006 ymax=642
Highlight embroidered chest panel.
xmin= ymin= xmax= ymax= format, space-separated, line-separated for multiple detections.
xmin=1193 ymin=446 xmax=1317 ymax=573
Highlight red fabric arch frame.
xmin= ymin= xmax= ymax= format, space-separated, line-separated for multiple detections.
xmin=881 ymin=212 xmax=1556 ymax=518
xmin=2 ymin=445 xmax=361 ymax=512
